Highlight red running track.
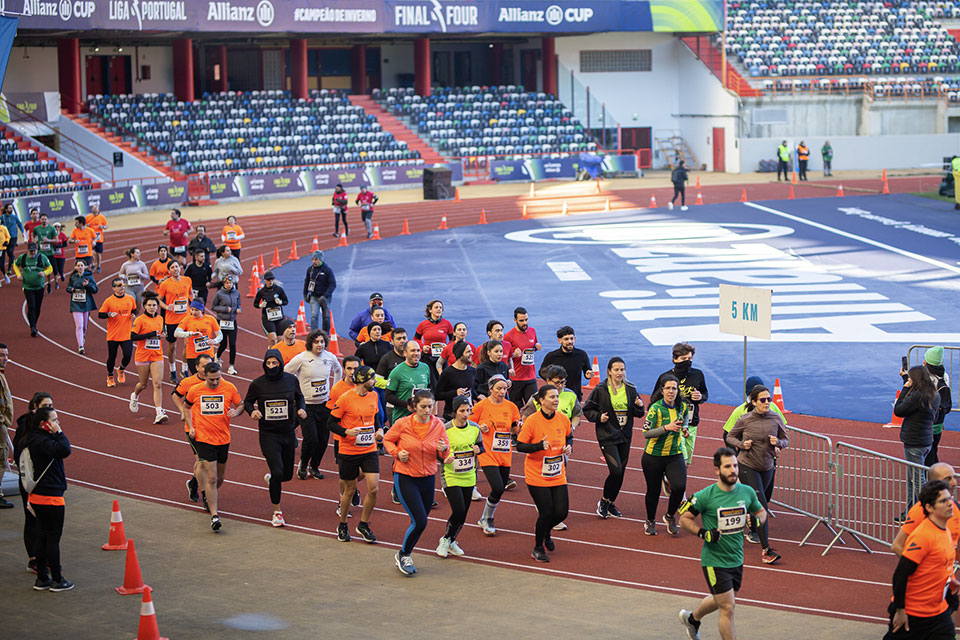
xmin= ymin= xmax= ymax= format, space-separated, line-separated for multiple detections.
xmin=2 ymin=181 xmax=948 ymax=627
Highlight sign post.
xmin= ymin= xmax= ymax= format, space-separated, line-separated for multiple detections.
xmin=718 ymin=284 xmax=772 ymax=400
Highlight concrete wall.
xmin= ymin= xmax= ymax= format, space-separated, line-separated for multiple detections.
xmin=380 ymin=43 xmax=415 ymax=89
xmin=740 ymin=133 xmax=960 ymax=173
xmin=56 ymin=116 xmax=167 ymax=183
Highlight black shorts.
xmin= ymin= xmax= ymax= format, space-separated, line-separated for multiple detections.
xmin=194 ymin=441 xmax=229 ymax=464
xmin=185 ymin=432 xmax=199 ymax=456
xmin=261 ymin=317 xmax=281 ymax=335
xmin=94 ymin=242 xmax=104 ymax=254
xmin=164 ymin=322 xmax=178 ymax=343
xmin=171 ymin=245 xmax=187 ymax=256
xmin=702 ymin=565 xmax=743 ymax=595
xmin=338 ymin=452 xmax=379 ymax=481
xmin=77 ymin=256 xmax=93 ymax=267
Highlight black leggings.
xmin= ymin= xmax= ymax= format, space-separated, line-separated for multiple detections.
xmin=19 ymin=481 xmax=38 ymax=560
xmin=33 ymin=502 xmax=65 ymax=581
xmin=24 ymin=288 xmax=44 ymax=330
xmin=260 ymin=430 xmax=297 ymax=505
xmin=481 ymin=465 xmax=511 ymax=504
xmin=671 ymin=182 xmax=686 ymax=205
xmin=334 ymin=211 xmax=348 ymax=235
xmin=301 ymin=403 xmax=330 ymax=468
xmin=925 ymin=431 xmax=942 ymax=466
xmin=217 ymin=328 xmax=238 ymax=366
xmin=641 ymin=452 xmax=687 ymax=521
xmin=106 ymin=340 xmax=133 ymax=375
xmin=740 ymin=465 xmax=775 ymax=548
xmin=528 ymin=484 xmax=569 ymax=549
xmin=3 ymin=240 xmax=15 ymax=272
xmin=508 ymin=379 xmax=538 ymax=406
xmin=395 ymin=472 xmax=435 ymax=554
xmin=444 ymin=484 xmax=474 ymax=541
xmin=52 ymin=256 xmax=65 ymax=279
xmin=600 ymin=441 xmax=631 ymax=503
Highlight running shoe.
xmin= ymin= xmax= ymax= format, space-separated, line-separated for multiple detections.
xmin=95 ymin=265 xmax=101 ymax=273
xmin=202 ymin=495 xmax=210 ymax=513
xmin=392 ymin=488 xmax=400 ymax=504
xmin=531 ymin=547 xmax=550 ymax=563
xmin=271 ymin=511 xmax=285 ymax=527
xmin=0 ymin=497 xmax=12 ymax=509
xmin=169 ymin=371 xmax=177 ymax=384
xmin=679 ymin=610 xmax=701 ymax=640
xmin=297 ymin=462 xmax=308 ymax=480
xmin=436 ymin=537 xmax=450 ymax=558
xmin=431 ymin=500 xmax=438 ymax=507
xmin=46 ymin=283 xmax=51 ymax=294
xmin=761 ymin=547 xmax=782 ymax=564
xmin=644 ymin=520 xmax=658 ymax=536
xmin=448 ymin=540 xmax=464 ymax=556
xmin=129 ymin=392 xmax=138 ymax=413
xmin=667 ymin=202 xmax=674 ymax=211
xmin=309 ymin=467 xmax=324 ymax=480
xmin=471 ymin=487 xmax=483 ymax=501
xmin=33 ymin=576 xmax=52 ymax=591
xmin=504 ymin=479 xmax=518 ymax=491
xmin=478 ymin=517 xmax=496 ymax=536
xmin=607 ymin=503 xmax=623 ymax=518
xmin=210 ymin=515 xmax=222 ymax=532
xmin=78 ymin=346 xmax=85 ymax=355
xmin=106 ymin=375 xmax=116 ymax=388
xmin=55 ymin=280 xmax=59 ymax=290
xmin=227 ymin=366 xmax=238 ymax=375
xmin=332 ymin=232 xmax=339 ymax=238
xmin=116 ymin=369 xmax=126 ymax=384
xmin=186 ymin=477 xmax=200 ymax=503
xmin=264 ymin=473 xmax=271 ymax=485
xmin=337 ymin=522 xmax=351 ymax=542
xmin=180 ymin=365 xmax=189 ymax=377
xmin=357 ymin=522 xmax=377 ymax=543
xmin=544 ymin=536 xmax=555 ymax=552
xmin=663 ymin=514 xmax=680 ymax=536
xmin=352 ymin=489 xmax=361 ymax=507
xmin=336 ymin=505 xmax=353 ymax=518
xmin=681 ymin=205 xmax=689 ymax=211
xmin=395 ymin=552 xmax=416 ymax=576
xmin=597 ymin=499 xmax=609 ymax=519
xmin=552 ymin=521 xmax=567 ymax=531
xmin=3 ymin=274 xmax=8 ymax=284
xmin=30 ymin=329 xmax=37 ymax=337
xmin=153 ymin=411 xmax=168 ymax=425
xmin=746 ymin=531 xmax=761 ymax=545
xmin=27 ymin=559 xmax=38 ymax=574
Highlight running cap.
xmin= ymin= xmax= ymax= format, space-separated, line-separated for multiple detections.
xmin=369 ymin=292 xmax=383 ymax=301
xmin=451 ymin=395 xmax=472 ymax=413
xmin=26 ymin=242 xmax=37 ymax=250
xmin=487 ymin=374 xmax=512 ymax=390
xmin=190 ymin=300 xmax=205 ymax=310
xmin=263 ymin=270 xmax=275 ymax=281
xmin=353 ymin=365 xmax=375 ymax=384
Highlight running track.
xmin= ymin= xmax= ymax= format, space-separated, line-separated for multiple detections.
xmin=2 ymin=176 xmax=948 ymax=628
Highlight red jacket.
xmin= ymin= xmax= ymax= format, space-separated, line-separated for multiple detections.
xmin=332 ymin=191 xmax=348 ymax=211
xmin=383 ymin=414 xmax=449 ymax=477
xmin=355 ymin=191 xmax=377 ymax=210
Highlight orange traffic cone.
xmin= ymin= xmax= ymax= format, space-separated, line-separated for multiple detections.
xmin=695 ymin=175 xmax=701 ymax=189
xmin=883 ymin=390 xmax=905 ymax=428
xmin=788 ymin=185 xmax=796 ymax=200
xmin=522 ymin=204 xmax=528 ymax=219
xmin=529 ymin=182 xmax=536 ymax=197
xmin=246 ymin=263 xmax=260 ymax=298
xmin=836 ymin=184 xmax=845 ymax=197
xmin=478 ymin=208 xmax=488 ymax=224
xmin=740 ymin=188 xmax=748 ymax=202
xmin=257 ymin=254 xmax=265 ymax=277
xmin=649 ymin=194 xmax=657 ymax=207
xmin=328 ymin=313 xmax=342 ymax=357
xmin=882 ymin=178 xmax=890 ymax=195
xmin=337 ymin=232 xmax=348 ymax=247
xmin=438 ymin=215 xmax=448 ymax=230
xmin=604 ymin=198 xmax=610 ymax=212
xmin=270 ymin=247 xmax=282 ymax=268
xmin=454 ymin=187 xmax=460 ymax=202
xmin=562 ymin=201 xmax=569 ymax=215
xmin=115 ymin=539 xmax=149 ymax=595
xmin=288 ymin=241 xmax=299 ymax=261
xmin=295 ymin=301 xmax=309 ymax=336
xmin=772 ymin=378 xmax=792 ymax=414
xmin=695 ymin=191 xmax=704 ymax=205
xmin=102 ymin=499 xmax=128 ymax=550
xmin=401 ymin=218 xmax=411 ymax=235
xmin=791 ymin=171 xmax=798 ymax=184
xmin=134 ymin=587 xmax=169 ymax=640
xmin=310 ymin=235 xmax=319 ymax=252
xmin=882 ymin=168 xmax=888 ymax=181
xmin=371 ymin=223 xmax=382 ymax=240
xmin=583 ymin=357 xmax=600 ymax=393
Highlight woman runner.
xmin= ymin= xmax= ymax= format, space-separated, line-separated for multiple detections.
xmin=64 ymin=261 xmax=98 ymax=354
xmin=641 ymin=375 xmax=689 ymax=536
xmin=437 ymin=396 xmax=483 ymax=558
xmin=129 ymin=291 xmax=168 ymax=424
xmin=118 ymin=247 xmax=150 ymax=313
xmin=471 ymin=374 xmax=520 ymax=536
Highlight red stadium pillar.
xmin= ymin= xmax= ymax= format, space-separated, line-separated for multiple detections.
xmin=541 ymin=37 xmax=557 ymax=96
xmin=214 ymin=45 xmax=228 ymax=93
xmin=57 ymin=38 xmax=81 ymax=114
xmin=490 ymin=43 xmax=503 ymax=85
xmin=173 ymin=39 xmax=195 ymax=102
xmin=414 ymin=37 xmax=431 ymax=97
xmin=290 ymin=39 xmax=308 ymax=99
xmin=351 ymin=44 xmax=367 ymax=95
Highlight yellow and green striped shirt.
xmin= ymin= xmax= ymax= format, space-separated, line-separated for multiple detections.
xmin=643 ymin=399 xmax=688 ymax=456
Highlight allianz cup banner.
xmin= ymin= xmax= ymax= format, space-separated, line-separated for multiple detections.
xmin=5 ymin=1 xmax=724 ymax=33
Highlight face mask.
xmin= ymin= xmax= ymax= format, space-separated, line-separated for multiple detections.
xmin=674 ymin=360 xmax=692 ymax=375
xmin=265 ymin=365 xmax=282 ymax=380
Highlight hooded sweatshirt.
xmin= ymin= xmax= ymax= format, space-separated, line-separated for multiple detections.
xmin=244 ymin=348 xmax=305 ymax=435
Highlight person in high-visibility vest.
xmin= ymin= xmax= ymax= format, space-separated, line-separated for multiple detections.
xmin=952 ymin=156 xmax=960 ymax=210
xmin=776 ymin=141 xmax=790 ymax=182
xmin=797 ymin=142 xmax=809 ymax=181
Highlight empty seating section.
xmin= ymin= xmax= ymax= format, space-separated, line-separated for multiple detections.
xmin=86 ymin=89 xmax=420 ymax=175
xmin=0 ymin=137 xmax=87 ymax=198
xmin=726 ymin=1 xmax=960 ymax=77
xmin=372 ymin=85 xmax=596 ymax=158
xmin=758 ymin=74 xmax=958 ymax=97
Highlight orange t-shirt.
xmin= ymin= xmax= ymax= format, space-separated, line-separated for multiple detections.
xmin=902 ymin=500 xmax=960 ymax=549
xmin=470 ymin=398 xmax=520 ymax=468
xmin=518 ymin=410 xmax=571 ymax=487
xmin=150 ymin=258 xmax=171 ymax=283
xmin=185 ymin=379 xmax=242 ymax=446
xmin=175 ymin=374 xmax=204 ymax=432
xmin=331 ymin=388 xmax=380 ymax=456
xmin=157 ymin=276 xmax=193 ymax=325
xmin=221 ymin=224 xmax=244 ymax=250
xmin=85 ymin=213 xmax=107 ymax=243
xmin=899 ymin=516 xmax=956 ymax=617
xmin=131 ymin=313 xmax=164 ymax=363
xmin=177 ymin=314 xmax=220 ymax=359
xmin=326 ymin=379 xmax=354 ymax=444
xmin=70 ymin=227 xmax=97 ymax=258
xmin=275 ymin=339 xmax=306 ymax=365
xmin=98 ymin=294 xmax=137 ymax=342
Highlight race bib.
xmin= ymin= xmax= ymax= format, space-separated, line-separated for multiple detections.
xmin=200 ymin=395 xmax=225 ymax=416
xmin=145 ymin=337 xmax=162 ymax=350
xmin=492 ymin=431 xmax=512 ymax=453
xmin=39 ymin=242 xmax=50 ymax=252
xmin=173 ymin=299 xmax=188 ymax=314
xmin=264 ymin=399 xmax=288 ymax=421
xmin=71 ymin=291 xmax=87 ymax=303
xmin=126 ymin=275 xmax=141 ymax=287
xmin=716 ymin=506 xmax=747 ymax=534
xmin=521 ymin=349 xmax=535 ymax=365
xmin=452 ymin=450 xmax=475 ymax=473
xmin=95 ymin=231 xmax=103 ymax=242
xmin=194 ymin=336 xmax=211 ymax=352
xmin=226 ymin=231 xmax=236 ymax=240
xmin=431 ymin=342 xmax=444 ymax=357
xmin=355 ymin=425 xmax=376 ymax=447
xmin=266 ymin=307 xmax=282 ymax=321
xmin=220 ymin=319 xmax=235 ymax=330
xmin=616 ymin=411 xmax=628 ymax=427
xmin=307 ymin=281 xmax=316 ymax=293
xmin=311 ymin=379 xmax=328 ymax=398
xmin=361 ymin=203 xmax=372 ymax=211
xmin=542 ymin=455 xmax=563 ymax=478
xmin=77 ymin=244 xmax=89 ymax=254
xmin=333 ymin=206 xmax=343 ymax=214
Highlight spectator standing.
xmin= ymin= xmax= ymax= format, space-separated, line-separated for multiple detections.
xmin=918 ymin=347 xmax=952 ymax=466
xmin=303 ymin=250 xmax=336 ymax=334
xmin=821 ymin=141 xmax=833 ymax=176
xmin=894 ymin=366 xmax=941 ymax=519
xmin=776 ymin=140 xmax=790 ymax=181
xmin=797 ymin=141 xmax=809 ymax=181
xmin=0 ymin=343 xmax=13 ymax=509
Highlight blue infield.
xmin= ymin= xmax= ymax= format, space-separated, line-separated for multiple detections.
xmin=270 ymin=193 xmax=960 ymax=425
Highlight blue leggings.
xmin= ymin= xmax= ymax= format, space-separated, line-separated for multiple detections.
xmin=395 ymin=472 xmax=435 ymax=554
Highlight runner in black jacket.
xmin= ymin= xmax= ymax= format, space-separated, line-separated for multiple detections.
xmin=650 ymin=342 xmax=708 ymax=466
xmin=253 ymin=271 xmax=288 ymax=348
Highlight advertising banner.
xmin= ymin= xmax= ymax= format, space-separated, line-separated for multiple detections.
xmin=490 ymin=159 xmax=530 ymax=182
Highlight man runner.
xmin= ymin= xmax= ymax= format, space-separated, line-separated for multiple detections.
xmin=504 ymin=307 xmax=541 ymax=406
xmin=68 ymin=216 xmax=97 ymax=268
xmin=32 ymin=214 xmax=57 ymax=292
xmin=274 ymin=318 xmax=306 ymax=365
xmin=164 ymin=209 xmax=192 ymax=266
xmin=157 ymin=259 xmax=193 ymax=382
xmin=172 ymin=354 xmax=213 ymax=509
xmin=538 ymin=326 xmax=592 ymax=400
xmin=174 ymin=300 xmax=222 ymax=375
xmin=85 ymin=203 xmax=107 ymax=273
xmin=98 ymin=277 xmax=137 ymax=387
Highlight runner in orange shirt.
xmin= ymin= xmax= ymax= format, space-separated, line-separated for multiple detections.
xmin=174 ymin=300 xmax=222 ymax=375
xmin=274 ymin=319 xmax=306 ymax=365
xmin=171 ymin=353 xmax=213 ymax=510
xmin=67 ymin=216 xmax=97 ymax=267
xmin=149 ymin=246 xmax=171 ymax=285
xmin=328 ymin=356 xmax=362 ymax=516
xmin=85 ymin=204 xmax=107 ymax=274
xmin=97 ymin=277 xmax=136 ymax=387
xmin=129 ymin=291 xmax=168 ymax=424
xmin=184 ymin=362 xmax=244 ymax=532
xmin=470 ymin=374 xmax=521 ymax=536
xmin=220 ymin=215 xmax=244 ymax=259
xmin=516 ymin=384 xmax=572 ymax=562
xmin=156 ymin=259 xmax=193 ymax=383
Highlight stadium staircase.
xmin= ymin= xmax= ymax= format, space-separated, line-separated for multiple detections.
xmin=679 ymin=36 xmax=762 ymax=98
xmin=1 ymin=121 xmax=99 ymax=190
xmin=655 ymin=131 xmax=699 ymax=170
xmin=61 ymin=111 xmax=186 ymax=182
xmin=348 ymin=94 xmax=444 ymax=164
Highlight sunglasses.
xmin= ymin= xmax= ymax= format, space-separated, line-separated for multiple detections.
xmin=757 ymin=397 xmax=772 ymax=403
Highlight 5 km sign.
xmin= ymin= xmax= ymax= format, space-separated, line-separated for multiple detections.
xmin=719 ymin=284 xmax=772 ymax=340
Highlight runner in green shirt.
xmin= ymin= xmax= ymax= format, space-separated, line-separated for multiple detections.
xmin=385 ymin=340 xmax=432 ymax=423
xmin=678 ymin=446 xmax=765 ymax=640
xmin=14 ymin=242 xmax=53 ymax=336
xmin=32 ymin=215 xmax=58 ymax=293
xmin=437 ymin=396 xmax=484 ymax=558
